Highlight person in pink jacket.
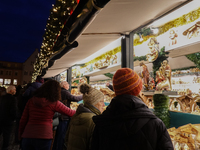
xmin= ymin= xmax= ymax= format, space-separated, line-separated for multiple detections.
xmin=19 ymin=79 xmax=76 ymax=150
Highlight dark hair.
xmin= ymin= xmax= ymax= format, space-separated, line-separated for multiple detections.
xmin=79 ymin=83 xmax=90 ymax=94
xmin=34 ymin=79 xmax=61 ymax=102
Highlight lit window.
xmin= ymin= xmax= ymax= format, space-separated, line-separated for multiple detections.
xmin=4 ymin=79 xmax=11 ymax=84
xmin=0 ymin=78 xmax=3 ymax=85
xmin=13 ymin=79 xmax=17 ymax=85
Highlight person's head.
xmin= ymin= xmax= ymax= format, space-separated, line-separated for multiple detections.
xmin=163 ymin=60 xmax=168 ymax=66
xmin=34 ymin=79 xmax=61 ymax=102
xmin=36 ymin=75 xmax=44 ymax=84
xmin=139 ymin=62 xmax=144 ymax=67
xmin=60 ymin=81 xmax=69 ymax=90
xmin=6 ymin=85 xmax=16 ymax=95
xmin=106 ymin=82 xmax=110 ymax=86
xmin=113 ymin=68 xmax=143 ymax=96
xmin=79 ymin=83 xmax=105 ymax=113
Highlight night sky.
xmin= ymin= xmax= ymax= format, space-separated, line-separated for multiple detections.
xmin=0 ymin=0 xmax=56 ymax=63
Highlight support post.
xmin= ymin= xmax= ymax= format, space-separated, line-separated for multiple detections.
xmin=121 ymin=35 xmax=133 ymax=69
xmin=67 ymin=67 xmax=72 ymax=92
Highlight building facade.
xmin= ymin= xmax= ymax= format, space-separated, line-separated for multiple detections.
xmin=0 ymin=49 xmax=39 ymax=87
xmin=0 ymin=61 xmax=23 ymax=86
xmin=22 ymin=49 xmax=39 ymax=85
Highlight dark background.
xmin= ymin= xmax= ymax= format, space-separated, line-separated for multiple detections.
xmin=0 ymin=0 xmax=55 ymax=63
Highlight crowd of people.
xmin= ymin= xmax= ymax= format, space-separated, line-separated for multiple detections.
xmin=0 ymin=68 xmax=174 ymax=150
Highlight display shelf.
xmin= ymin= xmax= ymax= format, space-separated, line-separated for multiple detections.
xmin=172 ymin=72 xmax=200 ymax=77
xmin=171 ymin=74 xmax=200 ymax=94
xmin=83 ymin=63 xmax=120 ymax=77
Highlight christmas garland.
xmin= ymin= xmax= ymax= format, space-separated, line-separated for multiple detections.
xmin=104 ymin=73 xmax=114 ymax=79
xmin=82 ymin=46 xmax=121 ymax=67
xmin=186 ymin=52 xmax=200 ymax=69
xmin=133 ymin=55 xmax=146 ymax=61
xmin=153 ymin=94 xmax=170 ymax=128
xmin=134 ymin=6 xmax=200 ymax=46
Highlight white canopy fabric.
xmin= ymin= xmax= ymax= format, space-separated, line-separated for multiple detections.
xmin=43 ymin=0 xmax=190 ymax=78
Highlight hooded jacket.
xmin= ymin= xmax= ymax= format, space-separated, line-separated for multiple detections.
xmin=19 ymin=96 xmax=76 ymax=139
xmin=23 ymin=82 xmax=42 ymax=98
xmin=0 ymin=93 xmax=17 ymax=125
xmin=91 ymin=95 xmax=173 ymax=150
xmin=65 ymin=103 xmax=101 ymax=150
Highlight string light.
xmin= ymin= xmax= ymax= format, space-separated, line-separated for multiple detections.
xmin=32 ymin=0 xmax=78 ymax=82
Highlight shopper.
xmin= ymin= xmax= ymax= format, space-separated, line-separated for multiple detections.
xmin=91 ymin=68 xmax=173 ymax=150
xmin=21 ymin=75 xmax=44 ymax=112
xmin=106 ymin=82 xmax=114 ymax=91
xmin=0 ymin=85 xmax=17 ymax=150
xmin=19 ymin=79 xmax=76 ymax=150
xmin=53 ymin=81 xmax=83 ymax=150
xmin=65 ymin=83 xmax=105 ymax=150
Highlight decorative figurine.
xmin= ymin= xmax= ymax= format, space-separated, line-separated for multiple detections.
xmin=146 ymin=37 xmax=159 ymax=62
xmin=169 ymin=29 xmax=178 ymax=46
xmin=139 ymin=62 xmax=154 ymax=91
xmin=156 ymin=60 xmax=172 ymax=91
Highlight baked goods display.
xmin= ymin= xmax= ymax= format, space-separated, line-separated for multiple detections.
xmin=71 ymin=88 xmax=82 ymax=96
xmin=70 ymin=102 xmax=79 ymax=110
xmin=168 ymin=124 xmax=200 ymax=150
xmin=100 ymin=88 xmax=115 ymax=103
xmin=71 ymin=77 xmax=87 ymax=87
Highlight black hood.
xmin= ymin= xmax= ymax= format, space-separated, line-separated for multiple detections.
xmin=92 ymin=95 xmax=157 ymax=137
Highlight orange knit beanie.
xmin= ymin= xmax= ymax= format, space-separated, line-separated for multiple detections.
xmin=113 ymin=68 xmax=143 ymax=96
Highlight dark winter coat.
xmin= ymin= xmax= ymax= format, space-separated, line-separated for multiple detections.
xmin=23 ymin=82 xmax=42 ymax=98
xmin=60 ymin=88 xmax=82 ymax=120
xmin=65 ymin=103 xmax=101 ymax=150
xmin=21 ymin=82 xmax=42 ymax=113
xmin=0 ymin=93 xmax=17 ymax=125
xmin=106 ymin=84 xmax=114 ymax=91
xmin=91 ymin=95 xmax=173 ymax=150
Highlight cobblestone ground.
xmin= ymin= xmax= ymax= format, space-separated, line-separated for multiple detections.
xmin=0 ymin=122 xmax=20 ymax=150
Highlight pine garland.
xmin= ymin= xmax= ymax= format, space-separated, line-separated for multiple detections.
xmin=153 ymin=94 xmax=170 ymax=128
xmin=134 ymin=6 xmax=200 ymax=46
xmin=133 ymin=55 xmax=146 ymax=61
xmin=186 ymin=52 xmax=200 ymax=69
xmin=104 ymin=73 xmax=113 ymax=79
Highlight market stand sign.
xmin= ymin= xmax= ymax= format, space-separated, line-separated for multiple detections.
xmin=133 ymin=5 xmax=200 ymax=62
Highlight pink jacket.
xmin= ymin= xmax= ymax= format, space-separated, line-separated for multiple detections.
xmin=19 ymin=97 xmax=76 ymax=139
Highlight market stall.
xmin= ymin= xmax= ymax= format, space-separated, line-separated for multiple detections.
xmin=132 ymin=1 xmax=200 ymax=148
